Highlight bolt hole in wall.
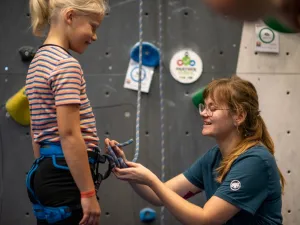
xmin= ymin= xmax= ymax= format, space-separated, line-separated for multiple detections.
xmin=124 ymin=112 xmax=131 ymax=118
xmin=288 ymin=210 xmax=292 ymax=214
xmin=105 ymin=91 xmax=110 ymax=97
xmin=287 ymin=170 xmax=291 ymax=174
xmin=286 ymin=91 xmax=290 ymax=95
xmin=145 ymin=131 xmax=149 ymax=136
xmin=185 ymin=131 xmax=190 ymax=136
xmin=25 ymin=212 xmax=30 ymax=217
xmin=287 ymin=130 xmax=291 ymax=135
xmin=286 ymin=52 xmax=289 ymax=56
xmin=105 ymin=212 xmax=110 ymax=217
xmin=105 ymin=132 xmax=110 ymax=137
xmin=144 ymin=12 xmax=149 ymax=16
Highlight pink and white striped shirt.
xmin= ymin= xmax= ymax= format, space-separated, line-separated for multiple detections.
xmin=25 ymin=44 xmax=99 ymax=151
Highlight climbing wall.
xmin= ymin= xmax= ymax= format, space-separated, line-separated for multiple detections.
xmin=237 ymin=21 xmax=300 ymax=224
xmin=0 ymin=0 xmax=243 ymax=224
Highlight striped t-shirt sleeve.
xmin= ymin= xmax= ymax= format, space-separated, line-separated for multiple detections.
xmin=49 ymin=58 xmax=82 ymax=106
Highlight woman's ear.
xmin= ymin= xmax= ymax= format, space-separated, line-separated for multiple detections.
xmin=233 ymin=110 xmax=247 ymax=126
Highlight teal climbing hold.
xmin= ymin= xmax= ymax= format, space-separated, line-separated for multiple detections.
xmin=263 ymin=18 xmax=297 ymax=33
xmin=139 ymin=207 xmax=156 ymax=223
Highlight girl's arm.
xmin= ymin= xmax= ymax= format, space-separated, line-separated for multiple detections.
xmin=30 ymin=124 xmax=40 ymax=159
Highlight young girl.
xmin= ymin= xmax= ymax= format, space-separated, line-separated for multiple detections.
xmin=25 ymin=0 xmax=108 ymax=225
xmin=106 ymin=76 xmax=285 ymax=225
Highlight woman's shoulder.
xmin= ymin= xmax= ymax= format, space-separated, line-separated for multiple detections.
xmin=235 ymin=144 xmax=277 ymax=169
xmin=244 ymin=144 xmax=274 ymax=159
xmin=201 ymin=145 xmax=222 ymax=162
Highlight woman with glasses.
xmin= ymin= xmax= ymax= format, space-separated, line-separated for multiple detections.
xmin=105 ymin=76 xmax=285 ymax=225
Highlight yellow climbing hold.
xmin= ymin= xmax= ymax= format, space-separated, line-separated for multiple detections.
xmin=5 ymin=86 xmax=30 ymax=126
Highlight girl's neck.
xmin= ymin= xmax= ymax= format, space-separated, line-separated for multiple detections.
xmin=44 ymin=26 xmax=70 ymax=51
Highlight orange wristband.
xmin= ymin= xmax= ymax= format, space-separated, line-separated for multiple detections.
xmin=80 ymin=189 xmax=96 ymax=198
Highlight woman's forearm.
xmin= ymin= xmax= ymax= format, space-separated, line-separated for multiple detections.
xmin=149 ymin=177 xmax=207 ymax=225
xmin=130 ymin=182 xmax=163 ymax=206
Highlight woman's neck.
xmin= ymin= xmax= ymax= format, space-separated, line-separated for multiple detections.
xmin=217 ymin=131 xmax=242 ymax=158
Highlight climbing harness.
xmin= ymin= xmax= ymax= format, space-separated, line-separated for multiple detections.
xmin=26 ymin=139 xmax=133 ymax=224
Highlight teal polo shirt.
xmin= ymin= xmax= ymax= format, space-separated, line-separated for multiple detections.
xmin=183 ymin=145 xmax=283 ymax=225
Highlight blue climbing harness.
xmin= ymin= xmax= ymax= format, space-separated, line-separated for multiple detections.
xmin=26 ymin=139 xmax=133 ymax=224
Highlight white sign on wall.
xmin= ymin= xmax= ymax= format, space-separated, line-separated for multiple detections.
xmin=124 ymin=59 xmax=154 ymax=93
xmin=255 ymin=24 xmax=279 ymax=53
xmin=169 ymin=49 xmax=203 ymax=84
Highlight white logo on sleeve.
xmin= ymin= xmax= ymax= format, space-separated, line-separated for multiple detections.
xmin=230 ymin=180 xmax=241 ymax=191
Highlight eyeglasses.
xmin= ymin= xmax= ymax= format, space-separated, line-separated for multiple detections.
xmin=198 ymin=103 xmax=230 ymax=117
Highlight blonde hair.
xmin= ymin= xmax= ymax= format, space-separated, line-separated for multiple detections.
xmin=203 ymin=75 xmax=285 ymax=192
xmin=29 ymin=0 xmax=109 ymax=36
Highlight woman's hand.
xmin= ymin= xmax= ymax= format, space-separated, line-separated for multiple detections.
xmin=104 ymin=138 xmax=158 ymax=186
xmin=104 ymin=138 xmax=127 ymax=162
xmin=113 ymin=161 xmax=158 ymax=187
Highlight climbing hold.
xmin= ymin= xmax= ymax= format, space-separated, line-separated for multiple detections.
xmin=5 ymin=86 xmax=30 ymax=126
xmin=191 ymin=86 xmax=206 ymax=108
xmin=139 ymin=207 xmax=156 ymax=223
xmin=19 ymin=46 xmax=36 ymax=61
xmin=130 ymin=42 xmax=160 ymax=67
xmin=263 ymin=18 xmax=297 ymax=33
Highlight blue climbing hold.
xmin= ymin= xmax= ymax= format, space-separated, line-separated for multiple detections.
xmin=130 ymin=42 xmax=160 ymax=67
xmin=139 ymin=207 xmax=156 ymax=223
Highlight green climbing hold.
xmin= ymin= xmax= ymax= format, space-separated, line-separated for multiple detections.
xmin=263 ymin=18 xmax=297 ymax=34
xmin=191 ymin=86 xmax=206 ymax=108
